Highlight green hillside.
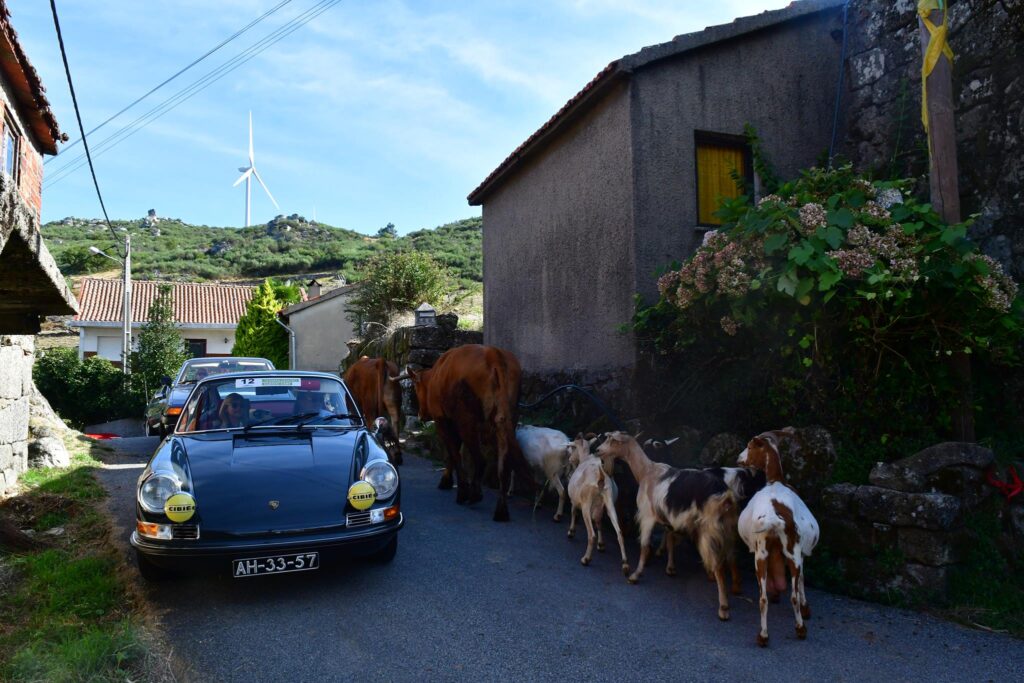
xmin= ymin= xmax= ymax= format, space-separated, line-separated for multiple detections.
xmin=41 ymin=214 xmax=482 ymax=287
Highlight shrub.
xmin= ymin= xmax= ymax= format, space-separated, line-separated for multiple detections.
xmin=348 ymin=250 xmax=456 ymax=330
xmin=634 ymin=165 xmax=1023 ymax=480
xmin=231 ymin=279 xmax=299 ymax=368
xmin=133 ymin=284 xmax=189 ymax=398
xmin=34 ymin=350 xmax=144 ymax=429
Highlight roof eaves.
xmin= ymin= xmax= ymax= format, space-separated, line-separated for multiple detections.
xmin=279 ymin=283 xmax=358 ymax=317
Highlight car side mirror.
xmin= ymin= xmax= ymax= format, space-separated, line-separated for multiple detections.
xmin=160 ymin=375 xmax=172 ymax=387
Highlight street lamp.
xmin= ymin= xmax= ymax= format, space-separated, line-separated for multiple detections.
xmin=89 ymin=233 xmax=132 ymax=374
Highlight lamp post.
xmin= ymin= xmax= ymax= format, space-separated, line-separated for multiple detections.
xmin=89 ymin=233 xmax=132 ymax=374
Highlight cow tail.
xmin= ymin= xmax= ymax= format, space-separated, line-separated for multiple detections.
xmin=492 ymin=364 xmax=532 ymax=482
xmin=376 ymin=357 xmax=387 ymax=419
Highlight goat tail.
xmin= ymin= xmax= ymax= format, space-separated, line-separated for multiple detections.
xmin=697 ymin=491 xmax=739 ymax=575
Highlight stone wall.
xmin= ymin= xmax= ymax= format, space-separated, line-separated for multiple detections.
xmin=0 ymin=335 xmax=34 ymax=495
xmin=843 ymin=0 xmax=1024 ymax=278
xmin=818 ymin=442 xmax=994 ymax=596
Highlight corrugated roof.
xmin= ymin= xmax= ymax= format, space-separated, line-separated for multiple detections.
xmin=75 ymin=278 xmax=255 ymax=325
xmin=466 ymin=0 xmax=845 ymax=205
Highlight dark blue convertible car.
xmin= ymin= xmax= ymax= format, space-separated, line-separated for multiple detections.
xmin=131 ymin=371 xmax=402 ymax=580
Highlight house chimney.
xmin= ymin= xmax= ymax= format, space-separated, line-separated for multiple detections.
xmin=307 ymin=279 xmax=322 ymax=299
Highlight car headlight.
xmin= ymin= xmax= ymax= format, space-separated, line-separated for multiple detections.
xmin=361 ymin=460 xmax=398 ymax=500
xmin=139 ymin=473 xmax=182 ymax=514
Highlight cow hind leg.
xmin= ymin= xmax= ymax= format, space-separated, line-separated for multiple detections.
xmin=436 ymin=422 xmax=462 ymax=496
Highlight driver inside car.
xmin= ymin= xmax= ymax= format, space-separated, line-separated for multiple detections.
xmin=295 ymin=391 xmax=332 ymax=418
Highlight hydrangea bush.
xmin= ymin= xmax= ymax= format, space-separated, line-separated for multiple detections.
xmin=635 ymin=165 xmax=1023 ymax=479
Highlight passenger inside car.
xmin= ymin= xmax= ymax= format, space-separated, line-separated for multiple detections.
xmin=295 ymin=391 xmax=333 ymax=417
xmin=217 ymin=393 xmax=248 ymax=428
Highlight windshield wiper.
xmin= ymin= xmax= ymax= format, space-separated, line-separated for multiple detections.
xmin=242 ymin=412 xmax=319 ymax=433
xmin=296 ymin=413 xmax=361 ymax=429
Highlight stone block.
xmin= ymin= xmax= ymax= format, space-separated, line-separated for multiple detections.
xmin=853 ymin=486 xmax=962 ymax=530
xmin=699 ymin=433 xmax=745 ymax=467
xmin=869 ymin=442 xmax=994 ymax=492
xmin=779 ymin=426 xmax=837 ymax=507
xmin=0 ymin=345 xmax=25 ymax=399
xmin=0 ymin=396 xmax=29 ymax=444
xmin=850 ymin=48 xmax=887 ymax=89
xmin=902 ymin=563 xmax=949 ymax=595
xmin=821 ymin=483 xmax=857 ymax=516
xmin=897 ymin=528 xmax=959 ymax=567
xmin=820 ymin=516 xmax=876 ymax=556
xmin=406 ymin=349 xmax=444 ymax=367
xmin=28 ymin=436 xmax=69 ymax=469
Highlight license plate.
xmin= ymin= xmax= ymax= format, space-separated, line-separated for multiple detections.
xmin=232 ymin=552 xmax=319 ymax=577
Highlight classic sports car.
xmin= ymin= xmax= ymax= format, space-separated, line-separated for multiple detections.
xmin=131 ymin=371 xmax=402 ymax=580
xmin=145 ymin=357 xmax=275 ymax=438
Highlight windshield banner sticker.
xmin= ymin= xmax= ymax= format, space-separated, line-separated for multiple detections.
xmin=235 ymin=377 xmax=302 ymax=388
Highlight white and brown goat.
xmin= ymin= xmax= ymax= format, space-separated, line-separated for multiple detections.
xmin=598 ymin=432 xmax=738 ymax=621
xmin=565 ymin=435 xmax=629 ymax=574
xmin=512 ymin=425 xmax=572 ymax=521
xmin=737 ymin=430 xmax=820 ymax=647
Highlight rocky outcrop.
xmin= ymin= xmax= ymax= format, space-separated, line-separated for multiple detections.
xmin=699 ymin=433 xmax=746 ymax=467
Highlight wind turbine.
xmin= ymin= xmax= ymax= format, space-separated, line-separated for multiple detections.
xmin=233 ymin=112 xmax=278 ymax=226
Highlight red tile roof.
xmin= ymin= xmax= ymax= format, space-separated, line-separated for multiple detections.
xmin=0 ymin=1 xmax=66 ymax=154
xmin=75 ymin=278 xmax=255 ymax=326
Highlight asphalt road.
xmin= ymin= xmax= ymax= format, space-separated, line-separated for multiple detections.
xmin=97 ymin=436 xmax=1024 ymax=683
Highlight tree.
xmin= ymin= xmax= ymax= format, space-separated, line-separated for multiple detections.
xmin=233 ymin=279 xmax=290 ymax=368
xmin=348 ymin=250 xmax=455 ymax=329
xmin=377 ymin=222 xmax=397 ymax=239
xmin=134 ymin=284 xmax=189 ymax=398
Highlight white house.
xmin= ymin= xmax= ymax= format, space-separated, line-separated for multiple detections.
xmin=71 ymin=278 xmax=256 ymax=364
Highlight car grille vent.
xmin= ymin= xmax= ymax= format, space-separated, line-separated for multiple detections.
xmin=346 ymin=511 xmax=372 ymax=528
xmin=173 ymin=524 xmax=200 ymax=540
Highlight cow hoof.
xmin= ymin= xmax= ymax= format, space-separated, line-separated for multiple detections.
xmin=493 ymin=507 xmax=510 ymax=523
xmin=756 ymin=634 xmax=769 ymax=648
xmin=796 ymin=624 xmax=807 ymax=640
xmin=718 ymin=607 xmax=730 ymax=622
xmin=801 ymin=604 xmax=811 ymax=620
xmin=469 ymin=493 xmax=483 ymax=505
xmin=438 ymin=474 xmax=453 ymax=490
xmin=580 ymin=556 xmax=590 ymax=566
xmin=665 ymin=566 xmax=677 ymax=577
xmin=455 ymin=490 xmax=469 ymax=505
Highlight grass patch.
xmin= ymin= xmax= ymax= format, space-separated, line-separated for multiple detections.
xmin=0 ymin=434 xmax=171 ymax=682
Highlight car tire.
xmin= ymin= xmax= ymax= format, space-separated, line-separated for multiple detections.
xmin=369 ymin=536 xmax=398 ymax=564
xmin=136 ymin=550 xmax=175 ymax=581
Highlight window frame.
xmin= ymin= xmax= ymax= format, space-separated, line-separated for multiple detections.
xmin=185 ymin=338 xmax=208 ymax=358
xmin=2 ymin=114 xmax=21 ymax=183
xmin=693 ymin=130 xmax=754 ymax=229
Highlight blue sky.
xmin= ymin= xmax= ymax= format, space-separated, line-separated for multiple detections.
xmin=13 ymin=0 xmax=788 ymax=234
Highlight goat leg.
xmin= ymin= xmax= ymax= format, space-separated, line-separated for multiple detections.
xmin=581 ymin=500 xmax=596 ymax=566
xmin=603 ymin=486 xmax=630 ymax=576
xmin=628 ymin=518 xmax=655 ymax=584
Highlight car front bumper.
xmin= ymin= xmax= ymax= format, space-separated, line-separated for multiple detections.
xmin=131 ymin=514 xmax=403 ymax=572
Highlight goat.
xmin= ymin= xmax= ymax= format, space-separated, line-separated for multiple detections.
xmin=565 ymin=435 xmax=629 ymax=574
xmin=597 ymin=431 xmax=738 ymax=621
xmin=657 ymin=466 xmax=767 ymax=595
xmin=737 ymin=431 xmax=820 ymax=647
xmin=512 ymin=425 xmax=572 ymax=521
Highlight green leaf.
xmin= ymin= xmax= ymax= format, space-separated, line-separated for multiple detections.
xmin=828 ymin=208 xmax=854 ymax=229
xmin=788 ymin=242 xmax=815 ymax=266
xmin=847 ymin=190 xmax=867 ymax=208
xmin=818 ymin=270 xmax=842 ymax=291
xmin=822 ymin=225 xmax=843 ymax=249
xmin=826 ymin=194 xmax=841 ymax=210
xmin=749 ymin=279 xmax=762 ymax=290
xmin=798 ymin=335 xmax=812 ymax=349
xmin=902 ymin=221 xmax=923 ymax=235
xmin=822 ymin=289 xmax=838 ymax=303
xmin=796 ymin=277 xmax=815 ymax=299
xmin=764 ymin=233 xmax=789 ymax=255
xmin=941 ymin=225 xmax=967 ymax=245
xmin=777 ymin=270 xmax=799 ymax=296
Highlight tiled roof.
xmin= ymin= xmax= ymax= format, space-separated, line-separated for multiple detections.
xmin=0 ymin=1 xmax=66 ymax=154
xmin=466 ymin=0 xmax=844 ymax=205
xmin=75 ymin=278 xmax=255 ymax=326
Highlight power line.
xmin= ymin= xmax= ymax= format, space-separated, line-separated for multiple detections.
xmin=48 ymin=0 xmax=121 ymax=255
xmin=44 ymin=0 xmax=342 ymax=189
xmin=47 ymin=0 xmax=294 ymax=164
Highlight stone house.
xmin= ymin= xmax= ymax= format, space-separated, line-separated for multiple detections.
xmin=279 ymin=280 xmax=358 ymax=374
xmin=469 ymin=0 xmax=847 ymax=395
xmin=469 ymin=0 xmax=1023 ymax=403
xmin=71 ymin=278 xmax=255 ymax=363
xmin=0 ymin=1 xmax=76 ymax=494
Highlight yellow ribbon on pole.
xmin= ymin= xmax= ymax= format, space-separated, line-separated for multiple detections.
xmin=918 ymin=0 xmax=954 ymax=140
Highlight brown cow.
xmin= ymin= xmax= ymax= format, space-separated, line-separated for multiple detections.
xmin=343 ymin=356 xmax=403 ymax=465
xmin=408 ymin=344 xmax=534 ymax=521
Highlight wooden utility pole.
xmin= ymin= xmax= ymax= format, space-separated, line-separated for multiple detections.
xmin=919 ymin=1 xmax=974 ymax=441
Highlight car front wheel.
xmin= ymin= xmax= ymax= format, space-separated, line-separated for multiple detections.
xmin=369 ymin=536 xmax=398 ymax=564
xmin=136 ymin=550 xmax=175 ymax=581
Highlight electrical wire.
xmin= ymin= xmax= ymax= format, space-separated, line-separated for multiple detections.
xmin=48 ymin=0 xmax=121 ymax=255
xmin=47 ymin=0 xmax=294 ymax=164
xmin=44 ymin=0 xmax=341 ymax=189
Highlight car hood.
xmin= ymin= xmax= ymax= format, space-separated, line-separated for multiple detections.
xmin=180 ymin=430 xmax=361 ymax=535
xmin=168 ymin=386 xmax=193 ymax=408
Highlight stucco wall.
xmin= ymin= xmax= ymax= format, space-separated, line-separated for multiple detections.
xmin=629 ymin=9 xmax=845 ymax=302
xmin=0 ymin=335 xmax=33 ymax=495
xmin=482 ymin=80 xmax=637 ymax=379
xmin=287 ymin=292 xmax=356 ymax=374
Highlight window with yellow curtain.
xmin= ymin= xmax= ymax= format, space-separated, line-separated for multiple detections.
xmin=696 ymin=140 xmax=747 ymax=226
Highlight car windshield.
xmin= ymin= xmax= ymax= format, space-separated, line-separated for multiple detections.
xmin=178 ymin=359 xmax=273 ymax=384
xmin=176 ymin=376 xmax=360 ymax=433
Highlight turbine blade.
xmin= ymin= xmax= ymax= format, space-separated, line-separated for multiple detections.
xmin=248 ymin=111 xmax=254 ymax=164
xmin=232 ymin=168 xmax=253 ymax=187
xmin=252 ymin=167 xmax=279 ymax=208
